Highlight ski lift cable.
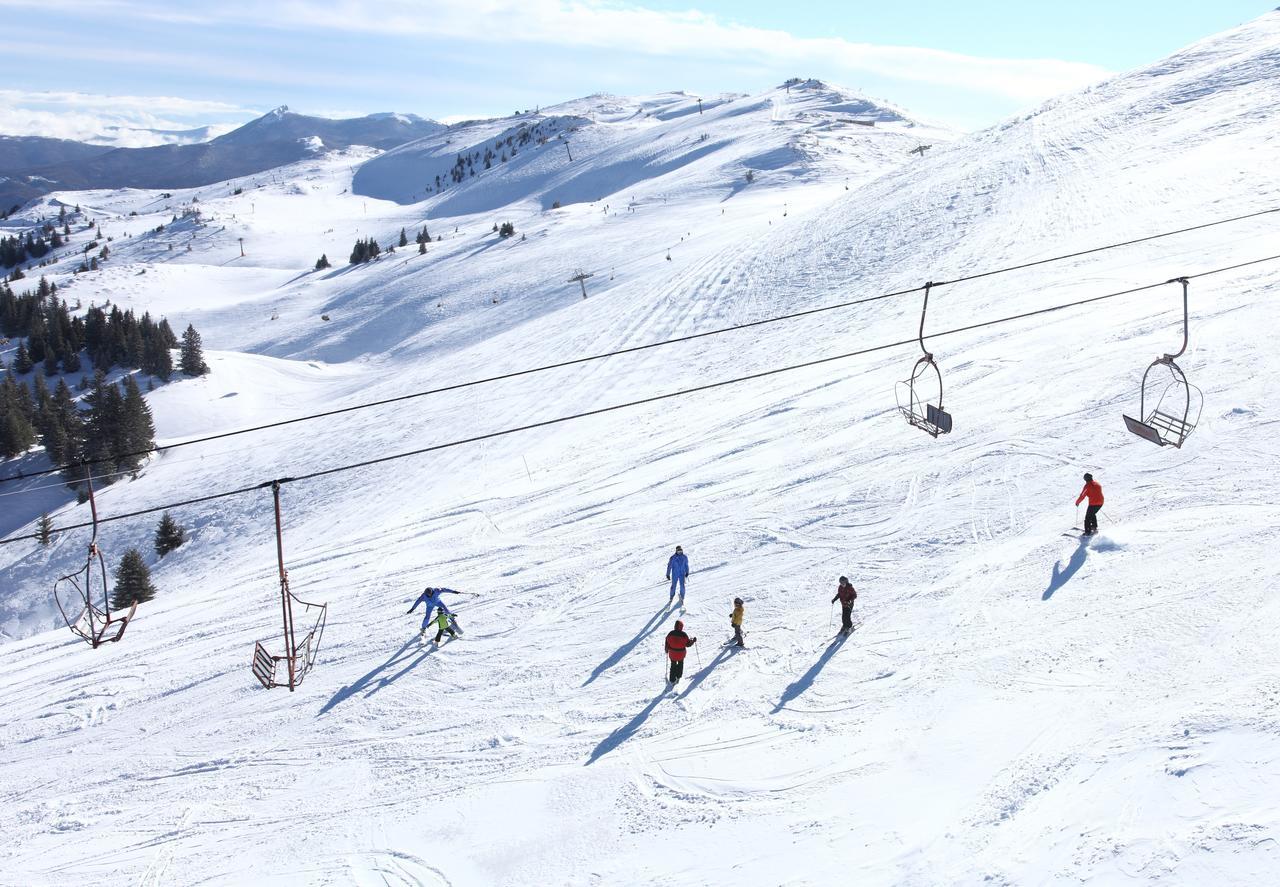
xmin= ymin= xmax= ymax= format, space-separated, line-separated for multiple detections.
xmin=4 ymin=250 xmax=1276 ymax=547
xmin=2 ymin=206 xmax=1277 ymax=487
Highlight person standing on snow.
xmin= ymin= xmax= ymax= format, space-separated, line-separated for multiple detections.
xmin=664 ymin=619 xmax=697 ymax=684
xmin=832 ymin=577 xmax=857 ymax=636
xmin=666 ymin=545 xmax=690 ymax=604
xmin=730 ymin=598 xmax=745 ymax=648
xmin=1075 ymin=473 xmax=1104 ymax=536
xmin=408 ymin=586 xmax=461 ymax=637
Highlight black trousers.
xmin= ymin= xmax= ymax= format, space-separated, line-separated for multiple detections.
xmin=840 ymin=604 xmax=853 ymax=631
xmin=434 ymin=627 xmax=457 ymax=642
xmin=668 ymin=659 xmax=685 ymax=682
xmin=732 ymin=625 xmax=744 ymax=646
xmin=1084 ymin=504 xmax=1102 ymax=534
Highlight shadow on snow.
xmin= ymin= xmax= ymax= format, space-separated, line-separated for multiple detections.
xmin=772 ymin=633 xmax=849 ymax=713
xmin=586 ymin=691 xmax=668 ymax=766
xmin=678 ymin=644 xmax=736 ymax=699
xmin=581 ymin=601 xmax=675 ymax=688
xmin=317 ymin=637 xmax=438 ymax=715
xmin=1043 ymin=537 xmax=1089 ymax=600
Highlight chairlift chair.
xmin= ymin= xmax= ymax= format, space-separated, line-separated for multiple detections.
xmin=251 ymin=480 xmax=328 ymax=691
xmin=895 ymin=282 xmax=953 ymax=437
xmin=1123 ymin=277 xmax=1203 ymax=448
xmin=52 ymin=474 xmax=136 ymax=648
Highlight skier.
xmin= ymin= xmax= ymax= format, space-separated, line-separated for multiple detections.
xmin=664 ymin=619 xmax=697 ymax=684
xmin=1075 ymin=473 xmax=1104 ymax=536
xmin=730 ymin=598 xmax=745 ymax=647
xmin=408 ymin=586 xmax=461 ymax=637
xmin=430 ymin=609 xmax=458 ymax=645
xmin=832 ymin=576 xmax=857 ymax=636
xmin=666 ymin=545 xmax=690 ymax=604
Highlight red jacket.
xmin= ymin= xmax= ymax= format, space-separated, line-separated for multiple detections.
xmin=1076 ymin=481 xmax=1104 ymax=506
xmin=833 ymin=584 xmax=857 ymax=606
xmin=665 ymin=630 xmax=695 ymax=661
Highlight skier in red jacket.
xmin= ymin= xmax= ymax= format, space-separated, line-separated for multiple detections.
xmin=664 ymin=620 xmax=697 ymax=684
xmin=1075 ymin=473 xmax=1104 ymax=535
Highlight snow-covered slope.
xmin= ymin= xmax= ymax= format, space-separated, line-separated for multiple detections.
xmin=2 ymin=11 xmax=1280 ymax=886
xmin=353 ymin=82 xmax=943 ymax=212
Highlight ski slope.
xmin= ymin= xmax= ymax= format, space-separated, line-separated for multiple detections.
xmin=2 ymin=14 xmax=1280 ymax=886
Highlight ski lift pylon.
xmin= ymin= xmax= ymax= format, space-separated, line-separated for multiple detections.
xmin=1123 ymin=277 xmax=1203 ymax=448
xmin=251 ymin=480 xmax=328 ymax=691
xmin=53 ymin=472 xmax=136 ymax=647
xmin=895 ymin=282 xmax=953 ymax=437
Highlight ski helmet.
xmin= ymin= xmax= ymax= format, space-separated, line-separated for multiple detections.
xmin=1084 ymin=473 xmax=1093 ymax=482
xmin=733 ymin=598 xmax=743 ymax=605
xmin=839 ymin=576 xmax=849 ymax=584
xmin=674 ymin=620 xmax=684 ymax=630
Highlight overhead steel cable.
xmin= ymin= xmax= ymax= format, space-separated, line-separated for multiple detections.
xmin=4 ymin=251 xmax=1275 ymax=547
xmin=2 ymin=205 xmax=1276 ymax=487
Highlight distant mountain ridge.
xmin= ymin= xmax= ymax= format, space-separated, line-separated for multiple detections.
xmin=0 ymin=107 xmax=444 ymax=211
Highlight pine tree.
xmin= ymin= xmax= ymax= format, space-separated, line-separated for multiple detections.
xmin=315 ymin=253 xmax=330 ymax=270
xmin=398 ymin=228 xmax=408 ymax=247
xmin=154 ymin=511 xmax=186 ymax=556
xmin=179 ymin=324 xmax=210 ymax=376
xmin=419 ymin=241 xmax=427 ymax=254
xmin=111 ymin=548 xmax=156 ymax=609
xmin=118 ymin=375 xmax=155 ymax=473
xmin=13 ymin=342 xmax=32 ymax=373
xmin=37 ymin=513 xmax=54 ymax=546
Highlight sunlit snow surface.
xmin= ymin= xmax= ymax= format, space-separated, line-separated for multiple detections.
xmin=2 ymin=16 xmax=1280 ymax=886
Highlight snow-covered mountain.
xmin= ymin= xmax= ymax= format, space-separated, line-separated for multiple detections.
xmin=0 ymin=107 xmax=445 ymax=211
xmin=353 ymin=81 xmax=937 ymax=212
xmin=2 ymin=10 xmax=1280 ymax=886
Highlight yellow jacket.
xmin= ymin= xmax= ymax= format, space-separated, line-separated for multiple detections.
xmin=730 ymin=604 xmax=744 ymax=627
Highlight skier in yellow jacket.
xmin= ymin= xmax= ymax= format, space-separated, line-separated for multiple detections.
xmin=730 ymin=597 xmax=745 ymax=648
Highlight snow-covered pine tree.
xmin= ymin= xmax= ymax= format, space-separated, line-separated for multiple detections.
xmin=37 ymin=513 xmax=53 ymax=547
xmin=179 ymin=324 xmax=210 ymax=376
xmin=154 ymin=511 xmax=186 ymax=557
xmin=111 ymin=548 xmax=156 ymax=609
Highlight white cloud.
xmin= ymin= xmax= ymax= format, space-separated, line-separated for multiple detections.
xmin=0 ymin=89 xmax=256 ymax=146
xmin=0 ymin=1 xmax=1111 ymax=103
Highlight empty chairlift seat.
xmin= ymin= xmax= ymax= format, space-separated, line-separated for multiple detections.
xmin=1123 ymin=277 xmax=1203 ymax=449
xmin=895 ymin=282 xmax=953 ymax=438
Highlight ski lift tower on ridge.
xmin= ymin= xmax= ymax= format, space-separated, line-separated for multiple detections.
xmin=1123 ymin=276 xmax=1203 ymax=448
xmin=568 ymin=269 xmax=594 ymax=299
xmin=251 ymin=480 xmax=328 ymax=691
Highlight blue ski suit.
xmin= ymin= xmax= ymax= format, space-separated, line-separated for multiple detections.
xmin=666 ymin=552 xmax=689 ymax=599
xmin=408 ymin=587 xmax=459 ymax=630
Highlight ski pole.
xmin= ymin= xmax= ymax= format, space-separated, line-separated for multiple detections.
xmin=695 ymin=641 xmax=703 ymax=670
xmin=829 ymin=601 xmax=835 ymax=628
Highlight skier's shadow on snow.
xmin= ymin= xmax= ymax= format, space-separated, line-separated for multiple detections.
xmin=1043 ymin=538 xmax=1089 ymax=600
xmin=317 ymin=638 xmax=436 ymax=715
xmin=586 ymin=691 xmax=667 ymax=766
xmin=772 ymin=633 xmax=850 ymax=713
xmin=678 ymin=646 xmax=736 ymax=699
xmin=582 ymin=602 xmax=674 ymax=687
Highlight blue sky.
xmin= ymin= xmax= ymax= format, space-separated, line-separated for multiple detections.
xmin=0 ymin=0 xmax=1271 ymax=143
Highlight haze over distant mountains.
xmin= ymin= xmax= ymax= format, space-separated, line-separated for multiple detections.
xmin=0 ymin=106 xmax=444 ymax=211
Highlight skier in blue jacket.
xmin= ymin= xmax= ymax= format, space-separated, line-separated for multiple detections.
xmin=408 ymin=587 xmax=460 ymax=636
xmin=666 ymin=546 xmax=690 ymax=604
